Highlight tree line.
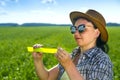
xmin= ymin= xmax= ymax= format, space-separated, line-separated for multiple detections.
xmin=0 ymin=22 xmax=120 ymax=27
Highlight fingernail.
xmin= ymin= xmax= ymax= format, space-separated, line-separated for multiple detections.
xmin=58 ymin=47 xmax=63 ymax=50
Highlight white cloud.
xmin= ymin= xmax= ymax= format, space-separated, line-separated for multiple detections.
xmin=0 ymin=0 xmax=18 ymax=6
xmin=105 ymin=14 xmax=120 ymax=23
xmin=0 ymin=1 xmax=6 ymax=6
xmin=0 ymin=7 xmax=8 ymax=15
xmin=0 ymin=8 xmax=70 ymax=24
xmin=41 ymin=0 xmax=57 ymax=4
xmin=11 ymin=0 xmax=19 ymax=3
xmin=0 ymin=11 xmax=8 ymax=15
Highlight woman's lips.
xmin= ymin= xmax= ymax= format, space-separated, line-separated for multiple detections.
xmin=74 ymin=35 xmax=82 ymax=40
xmin=75 ymin=37 xmax=81 ymax=40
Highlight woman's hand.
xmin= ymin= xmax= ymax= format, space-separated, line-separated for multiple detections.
xmin=55 ymin=47 xmax=72 ymax=68
xmin=32 ymin=44 xmax=43 ymax=62
xmin=56 ymin=48 xmax=84 ymax=80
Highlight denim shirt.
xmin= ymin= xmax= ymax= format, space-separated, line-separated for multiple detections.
xmin=57 ymin=47 xmax=113 ymax=80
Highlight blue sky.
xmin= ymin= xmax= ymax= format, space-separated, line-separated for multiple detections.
xmin=0 ymin=0 xmax=120 ymax=24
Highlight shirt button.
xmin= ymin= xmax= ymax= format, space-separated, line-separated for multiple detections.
xmin=83 ymin=56 xmax=85 ymax=59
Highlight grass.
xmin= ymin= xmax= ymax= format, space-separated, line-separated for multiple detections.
xmin=0 ymin=26 xmax=119 ymax=80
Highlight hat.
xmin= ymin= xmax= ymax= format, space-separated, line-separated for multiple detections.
xmin=70 ymin=9 xmax=108 ymax=43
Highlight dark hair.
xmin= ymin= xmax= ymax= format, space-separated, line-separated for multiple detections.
xmin=96 ymin=34 xmax=109 ymax=53
xmin=92 ymin=22 xmax=109 ymax=53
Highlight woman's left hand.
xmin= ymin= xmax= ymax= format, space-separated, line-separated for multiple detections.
xmin=55 ymin=47 xmax=72 ymax=68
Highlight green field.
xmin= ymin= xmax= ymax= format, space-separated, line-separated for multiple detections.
xmin=0 ymin=26 xmax=120 ymax=80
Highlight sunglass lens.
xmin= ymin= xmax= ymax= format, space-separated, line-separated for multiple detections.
xmin=70 ymin=26 xmax=76 ymax=34
xmin=78 ymin=24 xmax=85 ymax=33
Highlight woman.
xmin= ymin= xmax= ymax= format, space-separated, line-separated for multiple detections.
xmin=32 ymin=9 xmax=113 ymax=80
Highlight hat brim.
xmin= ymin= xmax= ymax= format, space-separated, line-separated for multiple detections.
xmin=70 ymin=11 xmax=108 ymax=43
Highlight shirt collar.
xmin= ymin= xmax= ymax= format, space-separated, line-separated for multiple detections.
xmin=72 ymin=46 xmax=99 ymax=59
xmin=83 ymin=46 xmax=99 ymax=58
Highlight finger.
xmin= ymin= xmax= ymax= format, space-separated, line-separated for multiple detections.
xmin=58 ymin=48 xmax=67 ymax=57
xmin=55 ymin=53 xmax=61 ymax=62
xmin=55 ymin=53 xmax=59 ymax=58
xmin=57 ymin=48 xmax=64 ymax=54
xmin=33 ymin=44 xmax=43 ymax=49
xmin=58 ymin=47 xmax=64 ymax=52
xmin=56 ymin=51 xmax=64 ymax=58
xmin=32 ymin=51 xmax=42 ymax=56
xmin=55 ymin=53 xmax=63 ymax=61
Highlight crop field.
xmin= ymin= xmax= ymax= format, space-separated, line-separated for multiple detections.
xmin=0 ymin=26 xmax=120 ymax=80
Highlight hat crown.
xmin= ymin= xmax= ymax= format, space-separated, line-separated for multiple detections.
xmin=86 ymin=9 xmax=106 ymax=27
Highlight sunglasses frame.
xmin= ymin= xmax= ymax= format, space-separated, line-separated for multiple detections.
xmin=70 ymin=24 xmax=85 ymax=34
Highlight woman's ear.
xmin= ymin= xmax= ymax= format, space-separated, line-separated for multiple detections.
xmin=95 ymin=29 xmax=100 ymax=38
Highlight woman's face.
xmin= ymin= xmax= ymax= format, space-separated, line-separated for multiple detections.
xmin=73 ymin=18 xmax=100 ymax=47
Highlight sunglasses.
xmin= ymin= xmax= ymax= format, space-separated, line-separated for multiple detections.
xmin=70 ymin=24 xmax=85 ymax=34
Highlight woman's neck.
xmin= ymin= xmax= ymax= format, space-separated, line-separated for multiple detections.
xmin=80 ymin=43 xmax=96 ymax=54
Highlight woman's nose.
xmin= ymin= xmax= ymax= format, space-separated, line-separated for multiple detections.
xmin=74 ymin=30 xmax=79 ymax=35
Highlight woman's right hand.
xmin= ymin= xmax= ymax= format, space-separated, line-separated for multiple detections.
xmin=32 ymin=44 xmax=43 ymax=62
